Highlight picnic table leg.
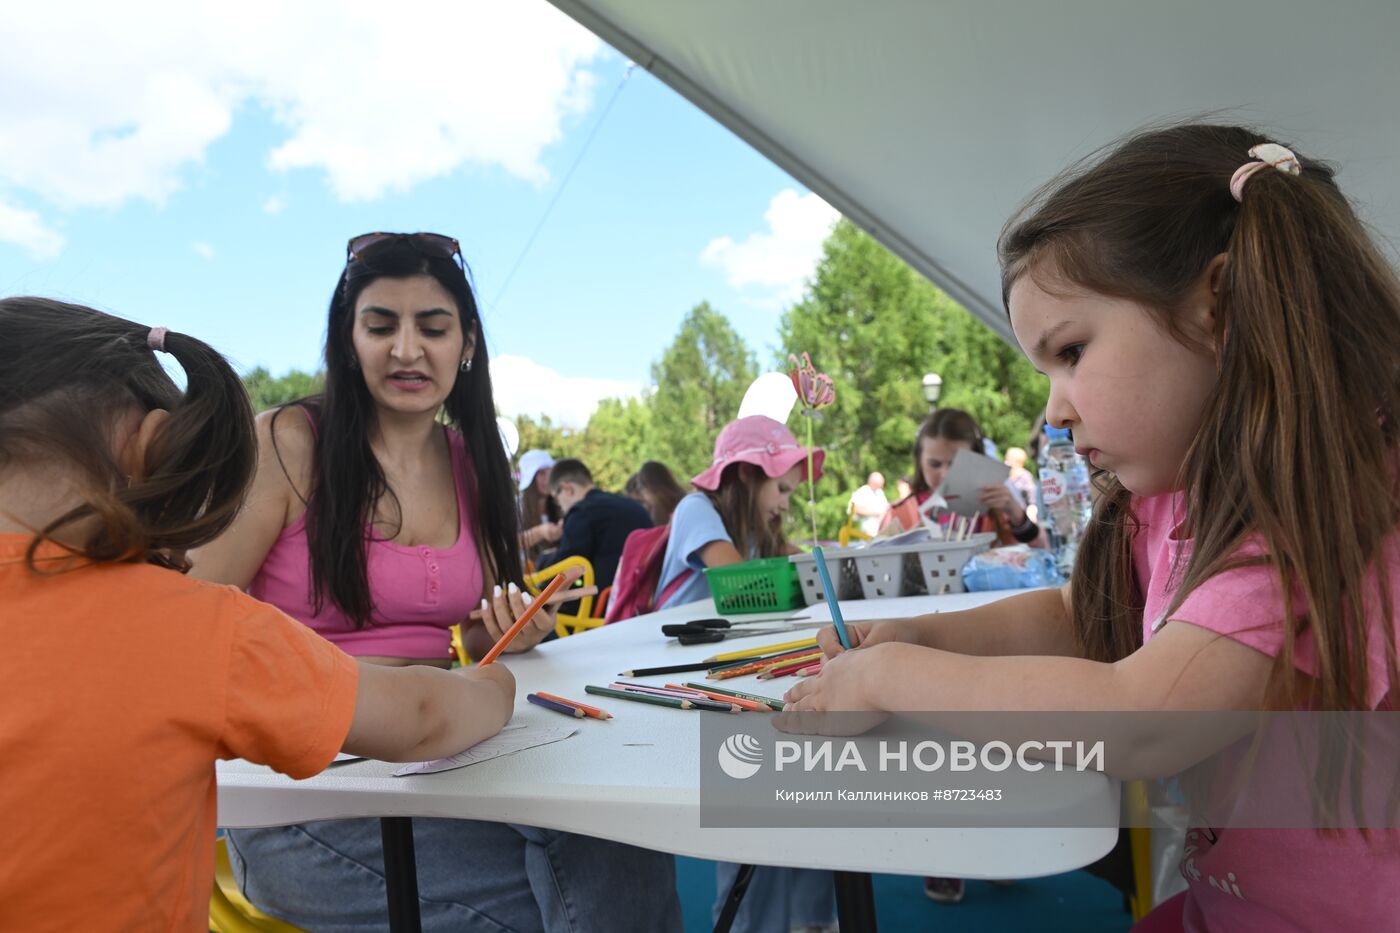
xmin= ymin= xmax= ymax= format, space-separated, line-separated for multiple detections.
xmin=834 ymin=870 xmax=878 ymax=931
xmin=712 ymin=863 xmax=756 ymax=933
xmin=380 ymin=817 xmax=423 ymax=933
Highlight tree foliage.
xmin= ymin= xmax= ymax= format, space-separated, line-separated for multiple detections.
xmin=242 ymin=367 xmax=324 ymax=413
xmin=777 ymin=219 xmax=1047 ymax=538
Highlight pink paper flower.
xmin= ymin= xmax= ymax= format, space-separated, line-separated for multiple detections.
xmin=788 ymin=352 xmax=835 ymax=410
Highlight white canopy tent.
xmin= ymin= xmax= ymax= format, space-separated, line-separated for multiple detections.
xmin=547 ymin=0 xmax=1400 ymax=345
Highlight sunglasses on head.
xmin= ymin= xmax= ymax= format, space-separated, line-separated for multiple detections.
xmin=346 ymin=231 xmax=463 ymax=267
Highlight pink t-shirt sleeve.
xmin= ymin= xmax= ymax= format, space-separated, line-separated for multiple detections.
xmin=1135 ymin=493 xmax=1398 ymax=709
xmin=218 ymin=597 xmax=360 ymax=778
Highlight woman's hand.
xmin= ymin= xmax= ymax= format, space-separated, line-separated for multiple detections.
xmin=978 ymin=483 xmax=1026 ymax=524
xmin=478 ymin=581 xmax=558 ymax=653
xmin=816 ymin=618 xmax=928 ymax=658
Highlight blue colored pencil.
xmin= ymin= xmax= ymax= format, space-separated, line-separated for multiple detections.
xmin=811 ymin=546 xmax=851 ymax=649
xmin=527 ymin=692 xmax=585 ymax=718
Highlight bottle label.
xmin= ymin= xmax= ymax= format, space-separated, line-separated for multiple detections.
xmin=1040 ymin=469 xmax=1067 ymax=505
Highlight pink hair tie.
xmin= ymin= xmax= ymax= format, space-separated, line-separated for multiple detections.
xmin=1229 ymin=143 xmax=1302 ymax=202
xmin=146 ymin=327 xmax=169 ymax=352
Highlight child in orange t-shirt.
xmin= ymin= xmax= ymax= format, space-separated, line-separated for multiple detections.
xmin=0 ymin=298 xmax=516 ymax=932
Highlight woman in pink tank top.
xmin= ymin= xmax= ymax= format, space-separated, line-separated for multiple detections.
xmin=192 ymin=233 xmax=681 ymax=932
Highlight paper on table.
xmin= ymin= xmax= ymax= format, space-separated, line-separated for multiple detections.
xmin=936 ymin=448 xmax=1010 ymax=517
xmin=392 ymin=723 xmax=578 ymax=777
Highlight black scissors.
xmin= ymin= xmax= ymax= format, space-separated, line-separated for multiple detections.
xmin=661 ymin=618 xmax=818 ymax=646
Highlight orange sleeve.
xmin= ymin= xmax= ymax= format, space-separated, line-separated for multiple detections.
xmin=218 ymin=600 xmax=359 ymax=779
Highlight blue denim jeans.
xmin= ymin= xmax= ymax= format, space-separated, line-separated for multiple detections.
xmin=227 ymin=818 xmax=682 ymax=933
xmin=713 ymin=863 xmax=836 ymax=933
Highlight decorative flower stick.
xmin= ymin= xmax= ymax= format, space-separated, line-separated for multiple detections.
xmin=787 ymin=352 xmax=836 ymax=543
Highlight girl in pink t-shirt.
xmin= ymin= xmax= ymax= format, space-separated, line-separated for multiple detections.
xmin=785 ymin=124 xmax=1400 ymax=931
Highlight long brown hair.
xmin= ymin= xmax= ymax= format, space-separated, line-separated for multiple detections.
xmin=909 ymin=408 xmax=988 ymax=497
xmin=1000 ymin=123 xmax=1400 ymax=712
xmin=0 ymin=297 xmax=255 ymax=572
xmin=633 ymin=460 xmax=686 ymax=525
xmin=705 ymin=463 xmax=788 ymax=559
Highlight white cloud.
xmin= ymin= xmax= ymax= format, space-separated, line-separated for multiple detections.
xmin=489 ymin=353 xmax=642 ymax=429
xmin=191 ymin=241 xmax=215 ymax=260
xmin=261 ymin=195 xmax=286 ymax=215
xmin=0 ymin=0 xmax=604 ymax=214
xmin=0 ymin=200 xmax=65 ymax=259
xmin=700 ymin=189 xmax=839 ymax=308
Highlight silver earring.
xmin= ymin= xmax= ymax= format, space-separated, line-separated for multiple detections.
xmin=461 ymin=357 xmax=472 ymax=373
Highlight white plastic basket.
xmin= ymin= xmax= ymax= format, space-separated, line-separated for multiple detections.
xmin=788 ymin=550 xmax=862 ymax=606
xmin=910 ymin=533 xmax=997 ymax=595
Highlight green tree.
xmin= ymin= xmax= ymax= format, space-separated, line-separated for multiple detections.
xmin=241 ymin=367 xmax=324 ymax=413
xmin=648 ymin=302 xmax=757 ymax=478
xmin=779 ymin=219 xmax=1046 ymax=539
xmin=575 ymin=395 xmax=659 ymax=492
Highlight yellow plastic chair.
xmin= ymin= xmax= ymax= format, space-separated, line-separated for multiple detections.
xmin=838 ymin=502 xmax=873 ymax=548
xmin=1125 ymin=780 xmax=1156 ymax=922
xmin=209 ymin=836 xmax=307 ymax=933
xmin=525 ymin=555 xmax=604 ymax=638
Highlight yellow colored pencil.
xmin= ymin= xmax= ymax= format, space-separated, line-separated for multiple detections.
xmin=704 ymin=637 xmax=819 ymax=664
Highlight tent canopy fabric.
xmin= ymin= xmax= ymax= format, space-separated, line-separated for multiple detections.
xmin=547 ymin=0 xmax=1400 ymax=345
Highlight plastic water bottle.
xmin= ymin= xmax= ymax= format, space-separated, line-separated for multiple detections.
xmin=1038 ymin=426 xmax=1092 ymax=578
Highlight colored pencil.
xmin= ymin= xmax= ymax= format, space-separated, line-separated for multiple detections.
xmin=758 ymin=657 xmax=825 ymax=680
xmin=478 ymin=569 xmax=576 ymax=665
xmin=618 ymin=661 xmax=719 ymax=678
xmin=705 ymin=636 xmax=819 ymax=664
xmin=608 ymin=683 xmax=741 ymax=713
xmin=794 ymin=663 xmax=824 ymax=677
xmin=811 ymin=547 xmax=851 ymax=649
xmin=527 ymin=693 xmax=585 ymax=718
xmin=469 ymin=586 xmax=598 ymax=620
xmin=707 ymin=651 xmax=824 ymax=681
xmin=707 ymin=645 xmax=823 ymax=672
xmin=682 ymin=683 xmax=785 ymax=711
xmin=535 ymin=691 xmax=612 ymax=720
xmin=665 ymin=683 xmax=768 ymax=712
xmin=584 ymin=685 xmax=696 ymax=710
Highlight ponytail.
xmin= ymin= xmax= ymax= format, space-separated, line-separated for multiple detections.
xmin=0 ymin=297 xmax=256 ymax=571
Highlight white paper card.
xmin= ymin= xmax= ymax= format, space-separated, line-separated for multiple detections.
xmin=936 ymin=448 xmax=1011 ymax=517
xmin=392 ymin=723 xmax=578 ymax=777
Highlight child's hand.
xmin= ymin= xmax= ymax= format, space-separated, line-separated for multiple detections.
xmin=479 ymin=581 xmax=558 ymax=653
xmin=463 ymin=660 xmax=516 ymax=703
xmin=538 ymin=521 xmax=563 ymax=545
xmin=781 ymin=645 xmax=882 ymax=711
xmin=817 ymin=619 xmax=922 ymax=658
xmin=978 ymin=483 xmax=1025 ymax=523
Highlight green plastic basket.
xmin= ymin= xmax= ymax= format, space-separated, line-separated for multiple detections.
xmin=704 ymin=557 xmax=805 ymax=614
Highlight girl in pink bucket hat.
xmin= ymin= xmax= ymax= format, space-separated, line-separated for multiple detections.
xmin=657 ymin=415 xmax=837 ymax=933
xmin=655 ymin=415 xmax=824 ymax=612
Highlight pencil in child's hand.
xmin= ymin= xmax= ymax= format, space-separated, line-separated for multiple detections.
xmin=478 ymin=567 xmax=581 ymax=665
xmin=527 ymin=693 xmax=585 ymax=718
xmin=811 ymin=546 xmax=851 ymax=649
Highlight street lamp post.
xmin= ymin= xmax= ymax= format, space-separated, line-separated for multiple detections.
xmin=921 ymin=372 xmax=943 ymax=410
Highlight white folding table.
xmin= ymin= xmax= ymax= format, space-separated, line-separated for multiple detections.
xmin=218 ymin=588 xmax=1118 ymax=930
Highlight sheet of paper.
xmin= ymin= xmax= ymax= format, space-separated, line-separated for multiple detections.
xmin=331 ymin=752 xmax=363 ymax=764
xmin=392 ymin=723 xmax=578 ymax=777
xmin=936 ymin=448 xmax=1011 ymax=517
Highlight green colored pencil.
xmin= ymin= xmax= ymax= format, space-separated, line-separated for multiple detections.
xmin=683 ymin=683 xmax=785 ymax=711
xmin=585 ymin=685 xmax=695 ymax=710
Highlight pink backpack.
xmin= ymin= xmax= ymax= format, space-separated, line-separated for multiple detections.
xmin=605 ymin=524 xmax=694 ymax=622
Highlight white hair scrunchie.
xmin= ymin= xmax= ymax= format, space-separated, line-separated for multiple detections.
xmin=1229 ymin=143 xmax=1303 ymax=203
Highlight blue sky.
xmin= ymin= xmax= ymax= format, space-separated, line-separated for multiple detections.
xmin=0 ymin=2 xmax=838 ymax=426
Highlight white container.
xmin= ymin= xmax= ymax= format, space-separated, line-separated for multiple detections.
xmin=911 ymin=533 xmax=997 ymax=595
xmin=788 ymin=550 xmax=862 ymax=606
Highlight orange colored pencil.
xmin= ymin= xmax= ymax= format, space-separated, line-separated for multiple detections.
xmin=665 ymin=683 xmax=768 ymax=712
xmin=708 ymin=651 xmax=824 ymax=680
xmin=535 ymin=691 xmax=612 ymax=720
xmin=478 ymin=568 xmax=579 ymax=665
xmin=758 ymin=657 xmax=825 ymax=680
